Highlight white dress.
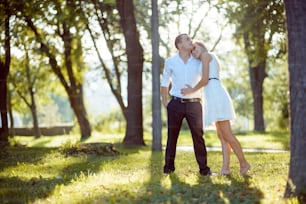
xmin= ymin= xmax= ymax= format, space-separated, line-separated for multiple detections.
xmin=203 ymin=53 xmax=235 ymax=127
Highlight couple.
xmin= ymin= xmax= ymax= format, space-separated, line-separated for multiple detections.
xmin=160 ymin=33 xmax=250 ymax=176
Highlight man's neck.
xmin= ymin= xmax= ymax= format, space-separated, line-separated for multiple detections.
xmin=179 ymin=50 xmax=191 ymax=64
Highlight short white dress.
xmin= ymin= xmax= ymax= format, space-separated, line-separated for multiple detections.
xmin=203 ymin=53 xmax=235 ymax=127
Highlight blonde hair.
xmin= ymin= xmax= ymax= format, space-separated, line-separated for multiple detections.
xmin=193 ymin=40 xmax=208 ymax=52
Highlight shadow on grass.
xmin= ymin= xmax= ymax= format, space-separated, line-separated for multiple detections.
xmin=90 ymin=149 xmax=264 ymax=203
xmin=0 ymin=146 xmax=57 ymax=171
xmin=0 ymin=147 xmax=67 ymax=203
xmin=0 ymin=144 xmax=124 ymax=203
xmin=136 ymin=151 xmax=264 ymax=203
xmin=1 ymin=144 xmax=265 ymax=203
xmin=0 ymin=175 xmax=70 ymax=203
xmin=207 ymin=175 xmax=264 ymax=203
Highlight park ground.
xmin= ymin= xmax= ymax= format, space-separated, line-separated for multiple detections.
xmin=0 ymin=130 xmax=299 ymax=203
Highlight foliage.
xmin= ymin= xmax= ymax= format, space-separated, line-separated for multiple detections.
xmin=1 ymin=0 xmax=290 ymax=140
xmin=92 ymin=109 xmax=126 ymax=133
xmin=264 ymin=55 xmax=289 ymax=130
xmin=218 ymin=44 xmax=253 ymax=128
xmin=82 ymin=0 xmax=127 ymax=119
xmin=219 ymin=0 xmax=286 ymax=66
xmin=49 ymin=93 xmax=74 ymax=124
xmin=135 ymin=0 xmax=224 ymax=58
xmin=0 ymin=132 xmax=295 ymax=203
xmin=216 ymin=0 xmax=286 ymax=132
xmin=8 ymin=54 xmax=74 ymax=126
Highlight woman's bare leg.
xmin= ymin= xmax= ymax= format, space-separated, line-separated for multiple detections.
xmin=216 ymin=123 xmax=231 ymax=175
xmin=216 ymin=120 xmax=250 ymax=174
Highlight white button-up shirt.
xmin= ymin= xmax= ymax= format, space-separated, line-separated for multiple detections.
xmin=161 ymin=53 xmax=202 ymax=99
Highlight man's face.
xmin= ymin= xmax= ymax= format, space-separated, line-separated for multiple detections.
xmin=178 ymin=35 xmax=193 ymax=51
xmin=191 ymin=44 xmax=201 ymax=58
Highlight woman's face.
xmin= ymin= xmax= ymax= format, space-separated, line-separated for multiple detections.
xmin=191 ymin=44 xmax=202 ymax=59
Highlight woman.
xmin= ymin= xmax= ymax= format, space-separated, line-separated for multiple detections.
xmin=181 ymin=41 xmax=250 ymax=175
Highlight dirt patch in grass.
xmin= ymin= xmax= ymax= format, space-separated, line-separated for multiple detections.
xmin=61 ymin=142 xmax=120 ymax=156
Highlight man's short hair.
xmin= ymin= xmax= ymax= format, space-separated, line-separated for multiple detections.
xmin=174 ymin=33 xmax=188 ymax=49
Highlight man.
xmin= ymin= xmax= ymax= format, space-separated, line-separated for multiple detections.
xmin=160 ymin=33 xmax=211 ymax=175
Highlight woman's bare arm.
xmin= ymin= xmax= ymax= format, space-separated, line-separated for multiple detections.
xmin=181 ymin=53 xmax=211 ymax=95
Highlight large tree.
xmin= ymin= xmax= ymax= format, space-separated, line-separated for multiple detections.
xmin=21 ymin=0 xmax=91 ymax=139
xmin=83 ymin=0 xmax=145 ymax=146
xmin=116 ymin=0 xmax=145 ymax=146
xmin=284 ymin=0 xmax=306 ymax=201
xmin=0 ymin=0 xmax=11 ymax=144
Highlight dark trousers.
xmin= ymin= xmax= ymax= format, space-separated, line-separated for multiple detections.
xmin=164 ymin=99 xmax=210 ymax=173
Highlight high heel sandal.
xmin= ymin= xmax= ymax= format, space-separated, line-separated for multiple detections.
xmin=240 ymin=163 xmax=251 ymax=175
xmin=220 ymin=169 xmax=230 ymax=176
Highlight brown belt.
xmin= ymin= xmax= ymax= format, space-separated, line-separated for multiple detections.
xmin=172 ymin=96 xmax=201 ymax=103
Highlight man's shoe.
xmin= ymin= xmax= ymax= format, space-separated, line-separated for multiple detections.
xmin=164 ymin=166 xmax=175 ymax=174
xmin=200 ymin=170 xmax=215 ymax=176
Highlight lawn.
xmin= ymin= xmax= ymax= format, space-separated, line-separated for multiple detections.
xmin=0 ymin=130 xmax=298 ymax=203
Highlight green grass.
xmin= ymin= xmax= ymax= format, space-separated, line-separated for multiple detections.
xmin=11 ymin=129 xmax=290 ymax=150
xmin=0 ymin=130 xmax=297 ymax=203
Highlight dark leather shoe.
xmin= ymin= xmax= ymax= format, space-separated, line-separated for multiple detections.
xmin=200 ymin=170 xmax=215 ymax=176
xmin=164 ymin=166 xmax=175 ymax=174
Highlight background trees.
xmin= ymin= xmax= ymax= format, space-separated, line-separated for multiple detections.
xmin=22 ymin=0 xmax=91 ymax=139
xmin=1 ymin=0 xmax=289 ymax=143
xmin=219 ymin=0 xmax=286 ymax=132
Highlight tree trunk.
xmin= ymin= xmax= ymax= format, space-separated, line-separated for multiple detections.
xmin=30 ymin=90 xmax=41 ymax=138
xmin=284 ymin=0 xmax=306 ymax=202
xmin=0 ymin=0 xmax=11 ymax=145
xmin=151 ymin=0 xmax=162 ymax=151
xmin=7 ymin=91 xmax=14 ymax=137
xmin=61 ymin=20 xmax=91 ymax=140
xmin=25 ymin=16 xmax=91 ymax=140
xmin=244 ymin=33 xmax=266 ymax=132
xmin=0 ymin=70 xmax=9 ymax=144
xmin=69 ymin=85 xmax=91 ymax=139
xmin=25 ymin=46 xmax=41 ymax=138
xmin=116 ymin=0 xmax=145 ymax=146
xmin=249 ymin=61 xmax=266 ymax=132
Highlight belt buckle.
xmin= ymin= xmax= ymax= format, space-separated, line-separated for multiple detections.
xmin=181 ymin=98 xmax=187 ymax=103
